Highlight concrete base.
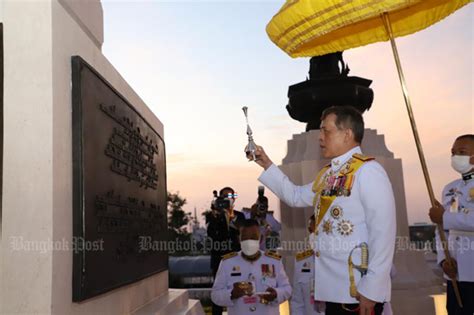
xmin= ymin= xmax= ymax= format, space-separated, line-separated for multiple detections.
xmin=391 ymin=285 xmax=445 ymax=315
xmin=132 ymin=289 xmax=205 ymax=315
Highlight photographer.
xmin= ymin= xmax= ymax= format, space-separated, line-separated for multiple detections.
xmin=244 ymin=186 xmax=282 ymax=250
xmin=205 ymin=187 xmax=245 ymax=315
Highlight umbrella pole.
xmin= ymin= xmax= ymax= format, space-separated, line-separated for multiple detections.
xmin=381 ymin=12 xmax=463 ymax=308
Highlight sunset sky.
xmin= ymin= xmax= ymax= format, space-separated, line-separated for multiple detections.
xmin=101 ymin=1 xmax=473 ymax=225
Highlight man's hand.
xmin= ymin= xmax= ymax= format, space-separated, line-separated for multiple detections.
xmin=429 ymin=200 xmax=445 ymax=224
xmin=211 ymin=209 xmax=220 ymax=218
xmin=245 ymin=146 xmax=273 ymax=170
xmin=356 ymin=293 xmax=376 ymax=315
xmin=231 ymin=282 xmax=253 ymax=300
xmin=441 ymin=259 xmax=458 ymax=279
xmin=250 ymin=203 xmax=260 ymax=218
xmin=259 ymin=287 xmax=277 ymax=302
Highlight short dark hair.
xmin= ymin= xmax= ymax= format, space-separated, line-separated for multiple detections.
xmin=321 ymin=106 xmax=364 ymax=143
xmin=219 ymin=187 xmax=234 ymax=196
xmin=240 ymin=219 xmax=259 ymax=229
xmin=456 ymin=134 xmax=474 ymax=143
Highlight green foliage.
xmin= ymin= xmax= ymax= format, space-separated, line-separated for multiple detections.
xmin=167 ymin=191 xmax=192 ymax=236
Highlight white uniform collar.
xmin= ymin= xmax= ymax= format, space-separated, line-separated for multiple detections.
xmin=330 ymin=146 xmax=362 ymax=172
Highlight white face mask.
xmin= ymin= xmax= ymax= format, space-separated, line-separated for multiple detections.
xmin=451 ymin=155 xmax=474 ymax=174
xmin=241 ymin=240 xmax=260 ymax=256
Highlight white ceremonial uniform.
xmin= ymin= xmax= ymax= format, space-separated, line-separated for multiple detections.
xmin=259 ymin=146 xmax=396 ymax=303
xmin=436 ymin=174 xmax=474 ymax=281
xmin=211 ymin=250 xmax=292 ymax=315
xmin=291 ymin=249 xmax=325 ymax=315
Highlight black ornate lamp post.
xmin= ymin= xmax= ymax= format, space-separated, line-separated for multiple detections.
xmin=286 ymin=52 xmax=374 ymax=131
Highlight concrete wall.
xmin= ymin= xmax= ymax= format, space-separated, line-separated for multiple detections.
xmin=1 ymin=1 xmax=168 ymax=314
xmin=2 ymin=1 xmax=55 ymax=312
xmin=57 ymin=0 xmax=104 ymax=48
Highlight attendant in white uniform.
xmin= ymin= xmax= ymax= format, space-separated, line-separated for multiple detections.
xmin=429 ymin=134 xmax=474 ymax=315
xmin=247 ymin=106 xmax=396 ymax=315
xmin=211 ymin=219 xmax=292 ymax=315
xmin=291 ymin=214 xmax=325 ymax=315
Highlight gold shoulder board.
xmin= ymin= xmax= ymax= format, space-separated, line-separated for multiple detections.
xmin=352 ymin=153 xmax=375 ymax=162
xmin=296 ymin=249 xmax=314 ymax=261
xmin=221 ymin=252 xmax=238 ymax=260
xmin=265 ymin=250 xmax=282 ymax=260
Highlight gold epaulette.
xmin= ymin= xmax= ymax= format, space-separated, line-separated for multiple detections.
xmin=352 ymin=153 xmax=375 ymax=162
xmin=221 ymin=252 xmax=238 ymax=260
xmin=296 ymin=249 xmax=314 ymax=261
xmin=264 ymin=250 xmax=282 ymax=260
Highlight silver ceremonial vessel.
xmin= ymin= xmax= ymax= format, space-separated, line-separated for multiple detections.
xmin=242 ymin=106 xmax=258 ymax=161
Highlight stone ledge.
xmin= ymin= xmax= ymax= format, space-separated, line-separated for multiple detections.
xmin=132 ymin=289 xmax=204 ymax=315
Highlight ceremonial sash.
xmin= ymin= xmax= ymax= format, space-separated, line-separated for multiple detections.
xmin=311 ymin=165 xmax=330 ymax=226
xmin=311 ymin=156 xmax=369 ymax=228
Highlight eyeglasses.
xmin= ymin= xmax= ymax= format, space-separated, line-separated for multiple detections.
xmin=226 ymin=193 xmax=238 ymax=199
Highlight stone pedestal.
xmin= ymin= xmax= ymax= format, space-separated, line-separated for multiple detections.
xmin=0 ymin=1 xmax=203 ymax=314
xmin=279 ymin=129 xmax=443 ymax=315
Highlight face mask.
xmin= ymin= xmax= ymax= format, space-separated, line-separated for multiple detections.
xmin=451 ymin=155 xmax=474 ymax=174
xmin=241 ymin=240 xmax=260 ymax=256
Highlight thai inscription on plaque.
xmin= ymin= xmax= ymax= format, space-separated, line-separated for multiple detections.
xmin=72 ymin=56 xmax=167 ymax=301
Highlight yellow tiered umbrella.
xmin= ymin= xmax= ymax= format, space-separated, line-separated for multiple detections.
xmin=267 ymin=0 xmax=472 ymax=308
xmin=267 ymin=0 xmax=470 ymax=58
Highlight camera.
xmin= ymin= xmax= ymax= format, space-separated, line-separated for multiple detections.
xmin=254 ymin=186 xmax=269 ymax=219
xmin=211 ymin=190 xmax=231 ymax=212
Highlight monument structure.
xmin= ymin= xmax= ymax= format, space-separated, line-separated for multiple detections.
xmin=1 ymin=1 xmax=203 ymax=314
xmin=278 ymin=54 xmax=444 ymax=315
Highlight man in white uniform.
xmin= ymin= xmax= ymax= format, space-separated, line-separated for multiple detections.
xmin=211 ymin=219 xmax=292 ymax=314
xmin=248 ymin=106 xmax=396 ymax=315
xmin=291 ymin=214 xmax=325 ymax=315
xmin=429 ymin=134 xmax=474 ymax=315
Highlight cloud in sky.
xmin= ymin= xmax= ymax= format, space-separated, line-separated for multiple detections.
xmin=102 ymin=1 xmax=473 ymax=225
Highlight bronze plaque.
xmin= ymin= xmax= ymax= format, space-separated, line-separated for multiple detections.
xmin=72 ymin=56 xmax=168 ymax=301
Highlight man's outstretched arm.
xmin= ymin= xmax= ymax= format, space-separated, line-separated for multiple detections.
xmin=252 ymin=146 xmax=315 ymax=208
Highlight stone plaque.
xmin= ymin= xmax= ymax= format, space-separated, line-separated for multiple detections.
xmin=72 ymin=56 xmax=168 ymax=301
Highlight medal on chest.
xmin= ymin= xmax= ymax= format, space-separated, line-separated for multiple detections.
xmin=261 ymin=263 xmax=275 ymax=280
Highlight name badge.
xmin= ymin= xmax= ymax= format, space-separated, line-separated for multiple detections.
xmin=243 ymin=296 xmax=258 ymax=304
